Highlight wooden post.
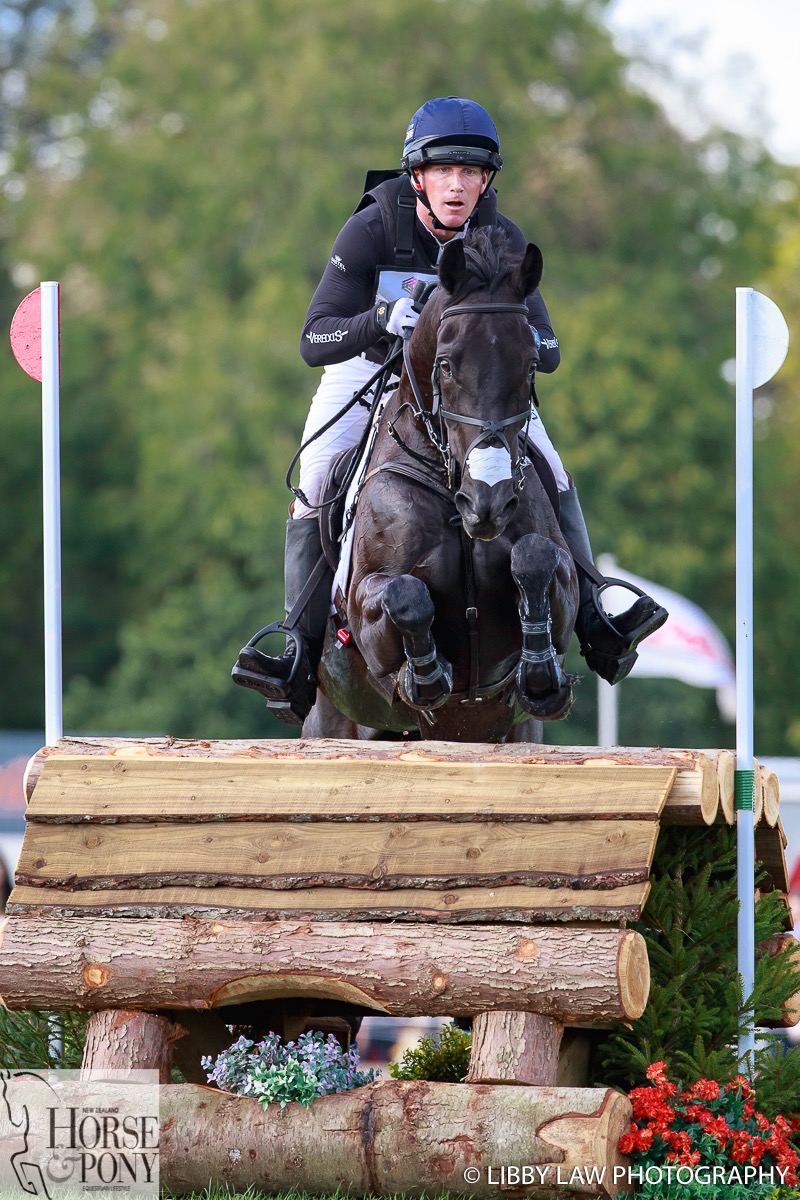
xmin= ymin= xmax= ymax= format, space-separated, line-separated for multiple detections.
xmin=466 ymin=1011 xmax=564 ymax=1085
xmin=81 ymin=1009 xmax=175 ymax=1083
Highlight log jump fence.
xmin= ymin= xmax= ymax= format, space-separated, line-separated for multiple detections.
xmin=0 ymin=736 xmax=795 ymax=1198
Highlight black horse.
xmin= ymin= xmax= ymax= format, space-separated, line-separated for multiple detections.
xmin=305 ymin=228 xmax=579 ymax=742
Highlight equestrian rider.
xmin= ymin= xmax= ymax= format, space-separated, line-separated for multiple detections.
xmin=233 ymin=96 xmax=667 ymax=720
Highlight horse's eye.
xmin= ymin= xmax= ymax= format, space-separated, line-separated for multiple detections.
xmin=439 ymin=359 xmax=452 ymax=378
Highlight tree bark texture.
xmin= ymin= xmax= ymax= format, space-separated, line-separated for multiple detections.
xmin=0 ymin=917 xmax=649 ymax=1024
xmin=756 ymin=821 xmax=790 ymax=895
xmin=762 ymin=932 xmax=800 ymax=1027
xmin=159 ymin=1081 xmax=632 ymax=1199
xmin=81 ymin=1009 xmax=176 ymax=1083
xmin=6 ymin=880 xmax=652 ymax=925
xmin=465 ymin=1010 xmax=564 ymax=1085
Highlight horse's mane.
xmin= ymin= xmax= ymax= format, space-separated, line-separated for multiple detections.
xmin=446 ymin=226 xmax=521 ymax=304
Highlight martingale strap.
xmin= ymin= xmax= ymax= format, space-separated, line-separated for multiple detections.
xmin=360 ymin=460 xmax=455 ymax=506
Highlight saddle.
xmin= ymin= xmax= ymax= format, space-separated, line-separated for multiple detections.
xmin=319 ymin=444 xmax=361 ymax=572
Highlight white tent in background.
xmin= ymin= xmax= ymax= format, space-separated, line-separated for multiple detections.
xmin=594 ymin=554 xmax=736 ymax=746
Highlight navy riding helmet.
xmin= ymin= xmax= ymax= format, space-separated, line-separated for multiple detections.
xmin=401 ymin=97 xmax=503 ymax=174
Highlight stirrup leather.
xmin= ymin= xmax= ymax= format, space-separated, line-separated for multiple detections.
xmin=231 ymin=622 xmax=317 ymax=726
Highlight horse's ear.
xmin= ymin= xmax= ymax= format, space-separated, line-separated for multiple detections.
xmin=439 ymin=239 xmax=466 ymax=294
xmin=511 ymin=243 xmax=544 ymax=298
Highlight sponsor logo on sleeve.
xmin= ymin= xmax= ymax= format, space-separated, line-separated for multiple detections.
xmin=305 ymin=329 xmax=349 ymax=344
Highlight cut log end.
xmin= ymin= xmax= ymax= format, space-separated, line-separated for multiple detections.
xmin=717 ymin=750 xmax=736 ymax=825
xmin=761 ymin=766 xmax=781 ymax=829
xmin=618 ymin=931 xmax=650 ymax=1020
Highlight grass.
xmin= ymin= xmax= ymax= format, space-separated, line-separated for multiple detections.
xmin=165 ymin=1190 xmax=460 ymax=1200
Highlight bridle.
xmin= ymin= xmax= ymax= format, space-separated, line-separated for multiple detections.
xmin=397 ymin=300 xmax=539 ymax=492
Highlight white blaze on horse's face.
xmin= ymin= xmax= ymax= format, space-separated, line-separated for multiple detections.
xmin=465 ymin=445 xmax=513 ymax=487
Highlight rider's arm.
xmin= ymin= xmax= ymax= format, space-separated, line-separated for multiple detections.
xmin=299 ymin=211 xmax=387 ymax=367
xmin=526 ymin=288 xmax=560 ymax=375
xmin=498 ymin=216 xmax=560 ymax=375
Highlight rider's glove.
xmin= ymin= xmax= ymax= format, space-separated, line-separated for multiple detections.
xmin=376 ymin=296 xmax=420 ymax=340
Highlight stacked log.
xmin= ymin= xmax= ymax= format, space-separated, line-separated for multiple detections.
xmin=160 ymin=1081 xmax=632 ymax=1199
xmin=2 ymin=735 xmax=795 ymax=1200
xmin=0 ymin=917 xmax=648 ymax=1023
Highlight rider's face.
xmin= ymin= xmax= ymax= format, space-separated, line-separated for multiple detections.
xmin=413 ymin=164 xmax=489 ymax=241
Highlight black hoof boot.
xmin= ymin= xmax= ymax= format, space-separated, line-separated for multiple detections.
xmin=577 ymin=583 xmax=668 ymax=685
xmin=231 ymin=623 xmax=317 ymax=726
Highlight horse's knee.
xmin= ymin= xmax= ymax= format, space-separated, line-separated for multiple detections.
xmin=511 ymin=533 xmax=560 ymax=586
xmin=381 ymin=574 xmax=435 ymax=637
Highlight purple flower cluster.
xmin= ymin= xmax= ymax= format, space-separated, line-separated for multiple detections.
xmin=202 ymin=1030 xmax=379 ymax=1109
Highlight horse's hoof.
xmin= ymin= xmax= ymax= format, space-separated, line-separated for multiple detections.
xmin=397 ymin=657 xmax=453 ymax=712
xmin=518 ymin=682 xmax=575 ymax=720
xmin=516 ymin=667 xmax=577 ymax=721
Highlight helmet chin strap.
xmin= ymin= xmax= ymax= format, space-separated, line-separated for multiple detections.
xmin=409 ymin=169 xmax=497 ymax=235
xmin=415 ymin=186 xmax=469 ymax=233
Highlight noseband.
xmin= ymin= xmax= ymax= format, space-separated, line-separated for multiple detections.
xmin=400 ymin=300 xmax=537 ymax=492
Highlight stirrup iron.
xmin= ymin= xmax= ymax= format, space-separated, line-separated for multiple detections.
xmin=231 ymin=621 xmax=316 ymax=726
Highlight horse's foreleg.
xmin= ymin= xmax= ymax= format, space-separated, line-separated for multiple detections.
xmin=511 ymin=534 xmax=577 ymax=721
xmin=382 ymin=575 xmax=453 ymax=711
xmin=353 ymin=572 xmax=452 ymax=712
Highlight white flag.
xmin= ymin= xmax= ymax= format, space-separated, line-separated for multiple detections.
xmin=596 ymin=556 xmax=736 ymax=721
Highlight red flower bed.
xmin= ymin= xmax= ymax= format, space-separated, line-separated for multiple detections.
xmin=618 ymin=1061 xmax=799 ymax=1184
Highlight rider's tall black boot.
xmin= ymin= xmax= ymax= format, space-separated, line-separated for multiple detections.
xmin=231 ymin=517 xmax=332 ymax=724
xmin=558 ymin=484 xmax=668 ymax=686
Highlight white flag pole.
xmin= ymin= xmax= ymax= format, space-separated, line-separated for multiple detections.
xmin=597 ymin=678 xmax=618 ymax=747
xmin=40 ymin=281 xmax=63 ymax=746
xmin=735 ymin=287 xmax=756 ymax=1068
xmin=596 ymin=553 xmax=619 ymax=747
xmin=735 ymin=287 xmax=789 ymax=1068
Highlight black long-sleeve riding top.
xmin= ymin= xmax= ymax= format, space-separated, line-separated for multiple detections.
xmin=299 ymin=187 xmax=560 ymax=374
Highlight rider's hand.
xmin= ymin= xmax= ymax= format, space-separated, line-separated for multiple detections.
xmin=377 ymin=296 xmax=420 ymax=340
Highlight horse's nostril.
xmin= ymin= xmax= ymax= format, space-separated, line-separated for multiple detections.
xmin=454 ymin=491 xmax=478 ymax=521
xmin=501 ymin=494 xmax=519 ymax=521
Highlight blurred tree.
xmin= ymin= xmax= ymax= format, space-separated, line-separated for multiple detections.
xmin=1 ymin=0 xmax=796 ymax=745
xmin=754 ymin=216 xmax=800 ymax=754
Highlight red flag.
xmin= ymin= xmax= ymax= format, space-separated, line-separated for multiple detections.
xmin=10 ymin=287 xmax=44 ymax=381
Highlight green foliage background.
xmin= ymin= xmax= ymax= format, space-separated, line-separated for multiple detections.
xmin=1 ymin=0 xmax=798 ymax=747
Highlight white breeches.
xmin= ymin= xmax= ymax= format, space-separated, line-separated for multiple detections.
xmin=294 ymin=358 xmax=381 ymax=519
xmin=293 ymin=356 xmax=569 ymax=519
xmin=527 ymin=407 xmax=570 ymax=491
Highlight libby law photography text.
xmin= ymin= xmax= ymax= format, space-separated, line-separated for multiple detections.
xmin=468 ymin=1164 xmax=793 ymax=1188
xmin=0 ymin=1069 xmax=160 ymax=1198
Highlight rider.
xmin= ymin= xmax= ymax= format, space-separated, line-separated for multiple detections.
xmin=233 ymin=96 xmax=667 ymax=722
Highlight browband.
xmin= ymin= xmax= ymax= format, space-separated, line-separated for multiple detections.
xmin=440 ymin=302 xmax=530 ymax=322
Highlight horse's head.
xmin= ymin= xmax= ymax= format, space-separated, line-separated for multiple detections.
xmin=429 ymin=229 xmax=543 ymax=541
